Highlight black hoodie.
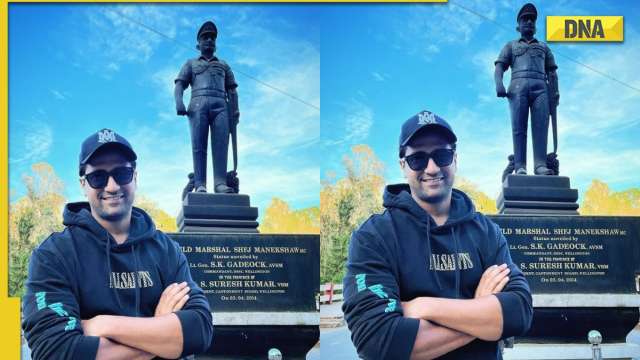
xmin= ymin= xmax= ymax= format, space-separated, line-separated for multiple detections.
xmin=342 ymin=185 xmax=532 ymax=360
xmin=22 ymin=202 xmax=213 ymax=360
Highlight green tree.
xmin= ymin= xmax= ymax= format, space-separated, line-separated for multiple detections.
xmin=321 ymin=145 xmax=385 ymax=284
xmin=9 ymin=163 xmax=66 ymax=297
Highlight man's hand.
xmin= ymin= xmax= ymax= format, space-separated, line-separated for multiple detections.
xmin=82 ymin=315 xmax=107 ymax=337
xmin=176 ymin=102 xmax=188 ymax=116
xmin=401 ymin=297 xmax=426 ymax=319
xmin=496 ymin=83 xmax=508 ymax=98
xmin=155 ymin=282 xmax=190 ymax=317
xmin=474 ymin=264 xmax=510 ymax=298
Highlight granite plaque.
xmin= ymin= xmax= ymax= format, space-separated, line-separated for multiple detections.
xmin=169 ymin=233 xmax=319 ymax=312
xmin=489 ymin=216 xmax=640 ymax=293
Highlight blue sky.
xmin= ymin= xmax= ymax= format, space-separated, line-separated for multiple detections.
xmin=9 ymin=1 xmax=640 ymax=219
xmin=9 ymin=4 xmax=321 ymax=218
xmin=320 ymin=0 xmax=640 ymax=203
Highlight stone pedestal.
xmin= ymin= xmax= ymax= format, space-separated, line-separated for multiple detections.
xmin=169 ymin=233 xmax=319 ymax=359
xmin=489 ymin=215 xmax=640 ymax=344
xmin=497 ymin=175 xmax=580 ymax=215
xmin=178 ymin=193 xmax=259 ymax=233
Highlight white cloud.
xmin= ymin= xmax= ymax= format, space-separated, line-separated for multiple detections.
xmin=107 ymin=63 xmax=120 ymax=72
xmin=561 ymin=148 xmax=640 ymax=191
xmin=236 ymin=48 xmax=320 ymax=158
xmin=446 ymin=107 xmax=512 ymax=199
xmin=556 ymin=40 xmax=640 ymax=140
xmin=50 ymin=89 xmax=70 ymax=101
xmin=393 ymin=0 xmax=505 ymax=60
xmin=9 ymin=121 xmax=54 ymax=164
xmin=324 ymin=100 xmax=374 ymax=147
xmin=82 ymin=5 xmax=179 ymax=69
xmin=344 ymin=101 xmax=374 ymax=143
xmin=124 ymin=130 xmax=189 ymax=216
xmin=241 ymin=166 xmax=320 ymax=212
xmin=372 ymin=71 xmax=390 ymax=82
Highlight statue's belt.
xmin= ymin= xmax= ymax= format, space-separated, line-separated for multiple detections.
xmin=511 ymin=71 xmax=546 ymax=80
xmin=191 ymin=89 xmax=226 ymax=98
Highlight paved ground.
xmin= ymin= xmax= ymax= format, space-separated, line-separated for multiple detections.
xmin=320 ymin=325 xmax=359 ymax=360
xmin=319 ymin=302 xmax=359 ymax=360
xmin=320 ymin=301 xmax=344 ymax=318
xmin=307 ymin=342 xmax=320 ymax=360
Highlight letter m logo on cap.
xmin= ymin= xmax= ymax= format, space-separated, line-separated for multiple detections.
xmin=97 ymin=129 xmax=117 ymax=143
xmin=417 ymin=111 xmax=436 ymax=125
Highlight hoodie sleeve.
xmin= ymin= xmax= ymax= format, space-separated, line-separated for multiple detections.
xmin=342 ymin=228 xmax=419 ymax=360
xmin=490 ymin=223 xmax=533 ymax=338
xmin=22 ymin=246 xmax=100 ymax=360
xmin=166 ymin=236 xmax=213 ymax=356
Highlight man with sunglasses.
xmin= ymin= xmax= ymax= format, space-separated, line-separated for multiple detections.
xmin=22 ymin=129 xmax=213 ymax=360
xmin=342 ymin=111 xmax=532 ymax=359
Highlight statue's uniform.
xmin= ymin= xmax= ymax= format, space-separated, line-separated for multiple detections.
xmin=175 ymin=56 xmax=237 ymax=190
xmin=495 ymin=37 xmax=557 ymax=172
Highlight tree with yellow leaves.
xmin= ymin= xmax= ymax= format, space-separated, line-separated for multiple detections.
xmin=581 ymin=180 xmax=640 ymax=216
xmin=9 ymin=163 xmax=66 ymax=297
xmin=455 ymin=178 xmax=498 ymax=214
xmin=134 ymin=196 xmax=177 ymax=232
xmin=321 ymin=145 xmax=385 ymax=284
xmin=259 ymin=198 xmax=319 ymax=234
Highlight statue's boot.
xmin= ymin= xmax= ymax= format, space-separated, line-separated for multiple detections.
xmin=215 ymin=184 xmax=234 ymax=193
xmin=515 ymin=168 xmax=527 ymax=175
xmin=534 ymin=165 xmax=553 ymax=175
xmin=196 ymin=185 xmax=207 ymax=193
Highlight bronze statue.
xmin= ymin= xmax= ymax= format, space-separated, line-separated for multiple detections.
xmin=175 ymin=21 xmax=240 ymax=193
xmin=495 ymin=3 xmax=559 ymax=176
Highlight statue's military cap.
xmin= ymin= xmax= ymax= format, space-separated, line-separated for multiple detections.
xmin=197 ymin=21 xmax=218 ymax=40
xmin=517 ymin=3 xmax=537 ymax=21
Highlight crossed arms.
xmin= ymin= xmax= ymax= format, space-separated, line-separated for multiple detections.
xmin=402 ymin=264 xmax=511 ymax=360
xmin=22 ymin=243 xmax=213 ymax=360
xmin=342 ymin=228 xmax=532 ymax=360
xmin=82 ymin=282 xmax=191 ymax=360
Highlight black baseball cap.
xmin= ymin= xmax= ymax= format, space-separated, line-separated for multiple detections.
xmin=399 ymin=110 xmax=457 ymax=157
xmin=79 ymin=129 xmax=137 ymax=175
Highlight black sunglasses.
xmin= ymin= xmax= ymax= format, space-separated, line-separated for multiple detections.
xmin=82 ymin=166 xmax=135 ymax=189
xmin=404 ymin=149 xmax=455 ymax=171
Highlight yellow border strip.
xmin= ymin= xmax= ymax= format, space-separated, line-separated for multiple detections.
xmin=9 ymin=0 xmax=447 ymax=2
xmin=2 ymin=0 xmax=22 ymax=357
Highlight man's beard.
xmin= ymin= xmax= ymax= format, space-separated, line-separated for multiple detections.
xmin=95 ymin=192 xmax=133 ymax=222
xmin=414 ymin=173 xmax=453 ymax=204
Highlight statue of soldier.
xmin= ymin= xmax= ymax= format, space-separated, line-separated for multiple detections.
xmin=175 ymin=21 xmax=240 ymax=193
xmin=495 ymin=3 xmax=559 ymax=175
